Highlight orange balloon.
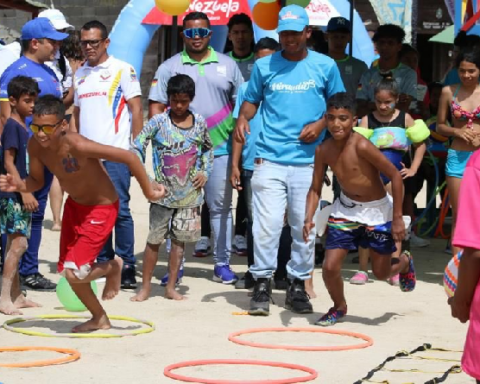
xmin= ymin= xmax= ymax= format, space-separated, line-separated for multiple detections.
xmin=253 ymin=2 xmax=281 ymax=30
xmin=155 ymin=0 xmax=190 ymax=16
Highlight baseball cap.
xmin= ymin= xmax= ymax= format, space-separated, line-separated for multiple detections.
xmin=38 ymin=9 xmax=74 ymax=31
xmin=21 ymin=18 xmax=69 ymax=41
xmin=277 ymin=5 xmax=309 ymax=33
xmin=327 ymin=17 xmax=351 ymax=33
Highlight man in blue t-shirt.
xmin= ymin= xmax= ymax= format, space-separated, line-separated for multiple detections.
xmin=0 ymin=18 xmax=67 ymax=291
xmin=235 ymin=5 xmax=345 ymax=316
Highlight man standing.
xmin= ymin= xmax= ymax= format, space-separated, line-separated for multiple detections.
xmin=326 ymin=17 xmax=367 ymax=97
xmin=356 ymin=24 xmax=417 ymax=117
xmin=235 ymin=5 xmax=345 ymax=315
xmin=227 ymin=13 xmax=255 ymax=81
xmin=149 ymin=12 xmax=243 ymax=284
xmin=0 ymin=18 xmax=68 ymax=291
xmin=73 ymin=20 xmax=143 ymax=289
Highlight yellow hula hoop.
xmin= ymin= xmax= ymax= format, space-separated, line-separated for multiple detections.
xmin=0 ymin=346 xmax=80 ymax=368
xmin=3 ymin=314 xmax=155 ymax=338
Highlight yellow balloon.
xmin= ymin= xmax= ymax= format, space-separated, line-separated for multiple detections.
xmin=155 ymin=0 xmax=191 ymax=16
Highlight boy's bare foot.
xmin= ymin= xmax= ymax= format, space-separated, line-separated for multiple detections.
xmin=165 ymin=288 xmax=186 ymax=301
xmin=102 ymin=256 xmax=123 ymax=300
xmin=14 ymin=295 xmax=42 ymax=309
xmin=130 ymin=288 xmax=151 ymax=302
xmin=72 ymin=314 xmax=111 ymax=333
xmin=0 ymin=301 xmax=23 ymax=315
xmin=305 ymin=287 xmax=317 ymax=299
xmin=51 ymin=222 xmax=62 ymax=231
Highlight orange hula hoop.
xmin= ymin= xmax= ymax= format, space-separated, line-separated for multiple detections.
xmin=228 ymin=327 xmax=373 ymax=352
xmin=434 ymin=188 xmax=451 ymax=240
xmin=163 ymin=359 xmax=318 ymax=384
xmin=0 ymin=346 xmax=80 ymax=368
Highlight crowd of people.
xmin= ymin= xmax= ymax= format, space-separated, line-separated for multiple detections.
xmin=0 ymin=5 xmax=479 ymax=382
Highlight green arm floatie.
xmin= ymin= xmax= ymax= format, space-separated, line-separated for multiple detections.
xmin=406 ymin=120 xmax=430 ymax=143
xmin=353 ymin=127 xmax=374 ymax=139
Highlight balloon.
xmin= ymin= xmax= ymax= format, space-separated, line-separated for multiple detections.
xmin=252 ymin=2 xmax=280 ymax=30
xmin=155 ymin=0 xmax=191 ymax=16
xmin=56 ymin=277 xmax=98 ymax=312
xmin=444 ymin=251 xmax=463 ymax=298
xmin=287 ymin=0 xmax=311 ymax=7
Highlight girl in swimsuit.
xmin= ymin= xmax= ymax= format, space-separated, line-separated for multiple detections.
xmin=437 ymin=47 xmax=480 ymax=258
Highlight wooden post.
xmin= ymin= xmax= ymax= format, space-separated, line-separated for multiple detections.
xmin=172 ymin=15 xmax=179 ymax=55
xmin=349 ymin=0 xmax=355 ymax=57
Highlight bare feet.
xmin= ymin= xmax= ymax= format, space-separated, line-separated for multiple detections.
xmin=130 ymin=287 xmax=151 ymax=302
xmin=72 ymin=314 xmax=111 ymax=333
xmin=305 ymin=287 xmax=317 ymax=299
xmin=165 ymin=288 xmax=186 ymax=301
xmin=51 ymin=222 xmax=62 ymax=231
xmin=14 ymin=295 xmax=42 ymax=309
xmin=102 ymin=256 xmax=123 ymax=300
xmin=0 ymin=301 xmax=23 ymax=315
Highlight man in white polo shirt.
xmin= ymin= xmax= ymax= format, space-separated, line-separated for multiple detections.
xmin=73 ymin=20 xmax=143 ymax=289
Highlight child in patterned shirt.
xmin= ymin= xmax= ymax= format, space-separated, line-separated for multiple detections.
xmin=131 ymin=74 xmax=213 ymax=301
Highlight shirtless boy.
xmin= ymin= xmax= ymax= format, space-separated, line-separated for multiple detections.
xmin=303 ymin=93 xmax=416 ymax=326
xmin=0 ymin=95 xmax=165 ymax=332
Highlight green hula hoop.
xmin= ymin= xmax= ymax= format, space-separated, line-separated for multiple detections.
xmin=3 ymin=314 xmax=155 ymax=338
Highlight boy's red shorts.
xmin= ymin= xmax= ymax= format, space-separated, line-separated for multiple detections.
xmin=57 ymin=197 xmax=119 ymax=279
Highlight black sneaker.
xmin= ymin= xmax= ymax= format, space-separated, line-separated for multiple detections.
xmin=285 ymin=279 xmax=313 ymax=314
xmin=21 ymin=273 xmax=56 ymax=291
xmin=121 ymin=265 xmax=137 ymax=289
xmin=249 ymin=278 xmax=272 ymax=316
xmin=235 ymin=271 xmax=255 ymax=289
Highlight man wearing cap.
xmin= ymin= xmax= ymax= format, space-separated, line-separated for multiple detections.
xmin=73 ymin=20 xmax=143 ymax=289
xmin=326 ymin=17 xmax=367 ymax=97
xmin=148 ymin=12 xmax=243 ymax=285
xmin=235 ymin=5 xmax=345 ymax=316
xmin=0 ymin=17 xmax=68 ymax=291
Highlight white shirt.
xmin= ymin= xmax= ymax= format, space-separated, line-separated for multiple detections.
xmin=74 ymin=56 xmax=142 ymax=150
xmin=45 ymin=51 xmax=73 ymax=94
xmin=0 ymin=45 xmax=19 ymax=78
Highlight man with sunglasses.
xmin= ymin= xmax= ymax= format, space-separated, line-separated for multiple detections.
xmin=73 ymin=20 xmax=143 ymax=290
xmin=235 ymin=5 xmax=345 ymax=316
xmin=0 ymin=17 xmax=68 ymax=292
xmin=149 ymin=12 xmax=244 ymax=284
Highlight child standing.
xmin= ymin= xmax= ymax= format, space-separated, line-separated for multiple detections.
xmin=350 ymin=76 xmax=427 ymax=286
xmin=303 ymin=93 xmax=416 ymax=326
xmin=0 ymin=76 xmax=40 ymax=315
xmin=130 ymin=74 xmax=213 ymax=302
xmin=0 ymin=95 xmax=164 ymax=331
xmin=450 ymin=149 xmax=480 ymax=384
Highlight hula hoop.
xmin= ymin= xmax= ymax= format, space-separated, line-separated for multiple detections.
xmin=0 ymin=346 xmax=80 ymax=368
xmin=228 ymin=327 xmax=373 ymax=351
xmin=163 ymin=359 xmax=318 ymax=384
xmin=3 ymin=314 xmax=154 ymax=338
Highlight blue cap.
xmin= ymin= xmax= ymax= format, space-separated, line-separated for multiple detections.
xmin=327 ymin=17 xmax=351 ymax=33
xmin=277 ymin=5 xmax=309 ymax=33
xmin=21 ymin=18 xmax=69 ymax=41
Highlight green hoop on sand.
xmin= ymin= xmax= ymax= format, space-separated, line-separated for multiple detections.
xmin=3 ymin=314 xmax=155 ymax=338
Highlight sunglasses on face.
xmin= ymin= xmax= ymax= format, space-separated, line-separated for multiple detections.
xmin=183 ymin=28 xmax=211 ymax=39
xmin=80 ymin=39 xmax=106 ymax=48
xmin=30 ymin=120 xmax=63 ymax=135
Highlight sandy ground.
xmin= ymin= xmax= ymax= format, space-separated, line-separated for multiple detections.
xmin=0 ymin=168 xmax=473 ymax=384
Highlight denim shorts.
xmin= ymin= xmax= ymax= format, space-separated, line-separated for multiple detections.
xmin=0 ymin=197 xmax=31 ymax=237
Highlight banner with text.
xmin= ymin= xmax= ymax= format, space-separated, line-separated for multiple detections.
xmin=368 ymin=0 xmax=413 ymax=43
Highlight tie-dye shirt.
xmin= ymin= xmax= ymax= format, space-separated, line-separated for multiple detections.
xmin=148 ymin=48 xmax=243 ymax=156
xmin=132 ymin=111 xmax=213 ymax=208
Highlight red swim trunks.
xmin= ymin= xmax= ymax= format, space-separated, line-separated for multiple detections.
xmin=57 ymin=197 xmax=119 ymax=279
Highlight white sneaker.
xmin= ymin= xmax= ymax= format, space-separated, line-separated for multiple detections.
xmin=193 ymin=236 xmax=211 ymax=257
xmin=410 ymin=233 xmax=430 ymax=248
xmin=233 ymin=235 xmax=247 ymax=256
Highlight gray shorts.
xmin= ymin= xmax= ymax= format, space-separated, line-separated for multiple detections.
xmin=147 ymin=204 xmax=201 ymax=244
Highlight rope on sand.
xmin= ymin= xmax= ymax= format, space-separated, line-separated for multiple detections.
xmin=3 ymin=314 xmax=154 ymax=338
xmin=0 ymin=346 xmax=80 ymax=368
xmin=163 ymin=359 xmax=318 ymax=384
xmin=228 ymin=327 xmax=373 ymax=351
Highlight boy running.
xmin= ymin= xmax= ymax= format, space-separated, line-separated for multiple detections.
xmin=0 ymin=76 xmax=39 ymax=315
xmin=131 ymin=74 xmax=213 ymax=302
xmin=303 ymin=93 xmax=416 ymax=326
xmin=0 ymin=95 xmax=164 ymax=332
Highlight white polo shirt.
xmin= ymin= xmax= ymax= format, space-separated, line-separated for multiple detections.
xmin=74 ymin=56 xmax=141 ymax=150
